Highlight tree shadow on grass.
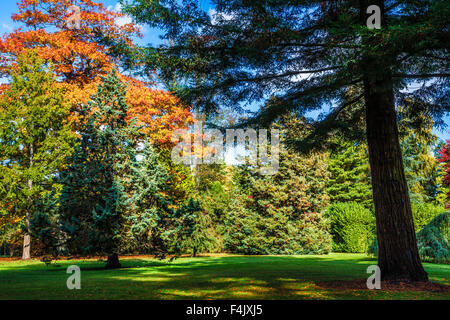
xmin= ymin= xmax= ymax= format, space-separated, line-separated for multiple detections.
xmin=1 ymin=254 xmax=448 ymax=300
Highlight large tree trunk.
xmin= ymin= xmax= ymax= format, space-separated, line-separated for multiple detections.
xmin=364 ymin=73 xmax=428 ymax=282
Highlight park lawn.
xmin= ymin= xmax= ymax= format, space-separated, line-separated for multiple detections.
xmin=0 ymin=253 xmax=448 ymax=300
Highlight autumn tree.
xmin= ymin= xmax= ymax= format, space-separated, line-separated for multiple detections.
xmin=439 ymin=140 xmax=450 ymax=197
xmin=124 ymin=0 xmax=449 ymax=281
xmin=0 ymin=0 xmax=194 ymax=147
xmin=0 ymin=51 xmax=74 ymax=260
xmin=397 ymin=104 xmax=440 ymax=203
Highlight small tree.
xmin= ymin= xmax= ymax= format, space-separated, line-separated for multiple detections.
xmin=225 ymin=146 xmax=332 ymax=255
xmin=0 ymin=50 xmax=73 ymax=260
xmin=179 ymin=210 xmax=217 ymax=257
xmin=126 ymin=143 xmax=211 ymax=257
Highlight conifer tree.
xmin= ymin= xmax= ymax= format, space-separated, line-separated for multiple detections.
xmin=0 ymin=51 xmax=74 ymax=260
xmin=327 ymin=139 xmax=372 ymax=208
xmin=225 ymin=145 xmax=332 ymax=255
xmin=59 ymin=69 xmax=137 ymax=268
xmin=128 ymin=143 xmax=212 ymax=258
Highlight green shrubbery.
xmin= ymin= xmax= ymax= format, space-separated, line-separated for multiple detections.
xmin=325 ymin=202 xmax=376 ymax=253
xmin=411 ymin=202 xmax=445 ymax=231
xmin=369 ymin=206 xmax=448 ymax=263
xmin=224 ymin=203 xmax=332 ymax=255
xmin=223 ymin=147 xmax=333 ymax=255
xmin=416 ymin=212 xmax=449 ymax=263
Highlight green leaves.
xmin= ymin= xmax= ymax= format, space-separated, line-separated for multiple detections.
xmin=0 ymin=50 xmax=74 ymax=234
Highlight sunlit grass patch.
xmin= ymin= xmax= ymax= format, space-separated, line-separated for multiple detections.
xmin=0 ymin=253 xmax=448 ymax=300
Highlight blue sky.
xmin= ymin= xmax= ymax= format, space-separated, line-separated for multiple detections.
xmin=0 ymin=0 xmax=448 ymax=141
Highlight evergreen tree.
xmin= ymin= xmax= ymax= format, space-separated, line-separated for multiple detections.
xmin=125 ymin=142 xmax=170 ymax=252
xmin=125 ymin=142 xmax=212 ymax=258
xmin=173 ymin=200 xmax=217 ymax=257
xmin=0 ymin=50 xmax=74 ymax=260
xmin=225 ymin=146 xmax=332 ymax=255
xmin=327 ymin=139 xmax=372 ymax=208
xmin=123 ymin=0 xmax=450 ymax=281
xmin=398 ymin=104 xmax=440 ymax=203
xmin=59 ymin=69 xmax=137 ymax=268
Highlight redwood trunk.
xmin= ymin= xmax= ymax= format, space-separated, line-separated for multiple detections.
xmin=364 ymin=74 xmax=428 ymax=282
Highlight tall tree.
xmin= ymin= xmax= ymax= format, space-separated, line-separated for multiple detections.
xmin=0 ymin=0 xmax=194 ymax=148
xmin=0 ymin=51 xmax=74 ymax=259
xmin=59 ymin=69 xmax=136 ymax=268
xmin=123 ymin=0 xmax=449 ymax=281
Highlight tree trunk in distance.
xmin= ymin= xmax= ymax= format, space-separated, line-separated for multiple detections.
xmin=105 ymin=253 xmax=121 ymax=269
xmin=364 ymin=73 xmax=428 ymax=282
xmin=22 ymin=214 xmax=31 ymax=260
xmin=22 ymin=144 xmax=34 ymax=260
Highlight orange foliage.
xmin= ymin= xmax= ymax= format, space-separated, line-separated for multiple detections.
xmin=125 ymin=77 xmax=194 ymax=146
xmin=0 ymin=0 xmax=193 ymax=146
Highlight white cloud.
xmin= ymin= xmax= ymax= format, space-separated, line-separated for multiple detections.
xmin=110 ymin=2 xmax=147 ymax=33
xmin=208 ymin=8 xmax=234 ymax=25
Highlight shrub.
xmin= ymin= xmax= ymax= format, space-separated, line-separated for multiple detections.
xmin=326 ymin=202 xmax=376 ymax=253
xmin=369 ymin=211 xmax=449 ymax=263
xmin=224 ymin=197 xmax=332 ymax=255
xmin=416 ymin=212 xmax=449 ymax=263
xmin=411 ymin=202 xmax=445 ymax=231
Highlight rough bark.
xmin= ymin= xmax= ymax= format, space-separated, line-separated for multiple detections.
xmin=357 ymin=0 xmax=428 ymax=283
xmin=105 ymin=253 xmax=121 ymax=269
xmin=364 ymin=73 xmax=428 ymax=282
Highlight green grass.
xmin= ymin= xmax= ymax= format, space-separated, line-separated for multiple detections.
xmin=0 ymin=253 xmax=448 ymax=300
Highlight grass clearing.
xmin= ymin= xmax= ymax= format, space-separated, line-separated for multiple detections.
xmin=0 ymin=253 xmax=448 ymax=300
